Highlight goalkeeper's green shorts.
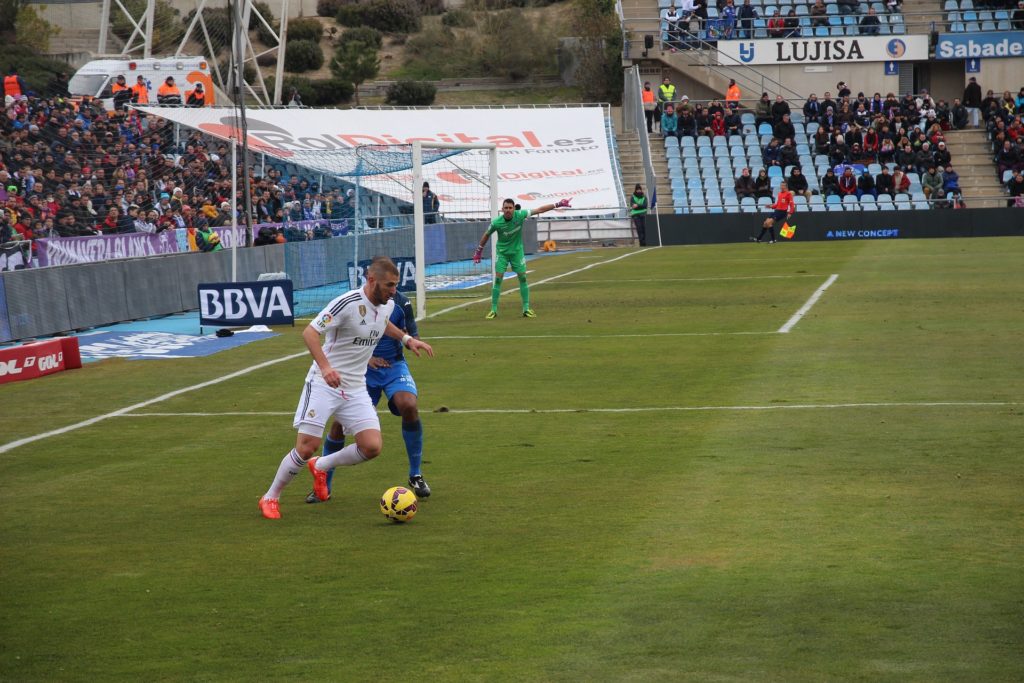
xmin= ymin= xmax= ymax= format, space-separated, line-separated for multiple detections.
xmin=495 ymin=249 xmax=526 ymax=275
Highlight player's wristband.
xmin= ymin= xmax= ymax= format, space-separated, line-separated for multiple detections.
xmin=401 ymin=334 xmax=412 ymax=347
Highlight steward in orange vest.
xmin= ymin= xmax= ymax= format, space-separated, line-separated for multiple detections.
xmin=131 ymin=75 xmax=149 ymax=104
xmin=111 ymin=74 xmax=133 ymax=110
xmin=4 ymin=71 xmax=26 ymax=98
xmin=185 ymin=82 xmax=206 ymax=107
xmin=157 ymin=77 xmax=182 ymax=105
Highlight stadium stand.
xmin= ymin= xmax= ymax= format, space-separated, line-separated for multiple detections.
xmin=0 ymin=90 xmax=365 ymax=251
xmin=649 ymin=84 xmax=1024 ymax=213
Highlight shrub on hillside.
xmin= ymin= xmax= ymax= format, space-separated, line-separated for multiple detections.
xmin=316 ymin=0 xmax=346 ymax=17
xmin=284 ymin=39 xmax=324 ymax=72
xmin=0 ymin=46 xmax=74 ymax=93
xmin=112 ymin=0 xmax=183 ymax=53
xmin=441 ymin=7 xmax=476 ymax=27
xmin=385 ymin=80 xmax=436 ymax=106
xmin=336 ymin=0 xmax=421 ymax=33
xmin=287 ymin=17 xmax=324 ymax=44
xmin=183 ymin=8 xmax=232 ymax=55
xmin=253 ymin=2 xmax=280 ymax=44
xmin=338 ymin=26 xmax=382 ymax=50
xmin=269 ymin=75 xmax=353 ymax=105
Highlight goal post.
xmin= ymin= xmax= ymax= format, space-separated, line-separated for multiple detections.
xmin=410 ymin=140 xmax=499 ymax=320
xmin=236 ymin=142 xmax=500 ymax=321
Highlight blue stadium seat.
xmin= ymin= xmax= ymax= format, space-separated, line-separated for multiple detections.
xmin=828 ymin=15 xmax=841 ymax=25
xmin=760 ymin=134 xmax=774 ymax=147
xmin=831 ymin=26 xmax=844 ymax=35
xmin=687 ymin=177 xmax=703 ymax=189
xmin=758 ymin=123 xmax=773 ymax=136
xmin=826 ymin=2 xmax=837 ymax=12
xmin=757 ymin=196 xmax=773 ymax=209
xmin=997 ymin=19 xmax=1011 ymax=29
xmin=826 ymin=194 xmax=841 ymax=205
xmin=681 ymin=136 xmax=696 ymax=147
xmin=978 ymin=9 xmax=992 ymax=19
xmin=697 ymin=136 xmax=712 ymax=147
xmin=666 ymin=145 xmax=680 ymax=159
xmin=770 ymin=177 xmax=782 ymax=191
xmin=842 ymin=195 xmax=859 ymax=207
xmin=682 ymin=147 xmax=697 ymax=158
xmin=698 ymin=147 xmax=714 ymax=158
xmin=867 ymin=163 xmax=882 ymax=176
xmin=811 ymin=203 xmax=827 ymax=212
xmin=814 ymin=26 xmax=829 ymax=36
xmin=861 ymin=203 xmax=878 ymax=211
xmin=796 ymin=144 xmax=811 ymax=156
xmin=994 ymin=10 xmax=1010 ymax=19
xmin=981 ymin=20 xmax=995 ymax=30
xmin=962 ymin=9 xmax=977 ymax=19
xmin=767 ymin=166 xmax=784 ymax=178
xmin=877 ymin=198 xmax=896 ymax=210
xmin=913 ymin=201 xmax=930 ymax=210
xmin=860 ymin=194 xmax=876 ymax=205
xmin=729 ymin=134 xmax=744 ymax=146
xmin=943 ymin=0 xmax=957 ymax=9
xmin=740 ymin=113 xmax=755 ymax=126
xmin=807 ymin=122 xmax=820 ymax=136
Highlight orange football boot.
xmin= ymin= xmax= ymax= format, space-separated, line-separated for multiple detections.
xmin=258 ymin=497 xmax=281 ymax=519
xmin=308 ymin=456 xmax=330 ymax=501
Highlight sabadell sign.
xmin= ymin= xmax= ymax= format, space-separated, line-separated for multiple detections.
xmin=934 ymin=32 xmax=1024 ymax=59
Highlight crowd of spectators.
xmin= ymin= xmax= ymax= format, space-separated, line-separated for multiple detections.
xmin=1 ymin=87 xmax=359 ymax=254
xmin=660 ymin=0 xmax=902 ymax=47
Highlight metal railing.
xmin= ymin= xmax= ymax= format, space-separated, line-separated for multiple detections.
xmin=622 ymin=65 xmax=663 ymax=245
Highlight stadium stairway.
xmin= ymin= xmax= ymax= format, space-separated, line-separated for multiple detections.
xmin=899 ymin=0 xmax=945 ymax=32
xmin=943 ymin=128 xmax=1005 ymax=208
xmin=616 ymin=133 xmax=675 ymax=214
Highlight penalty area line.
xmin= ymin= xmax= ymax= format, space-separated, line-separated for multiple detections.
xmin=779 ymin=274 xmax=838 ymax=334
xmin=116 ymin=401 xmax=1021 ymax=418
xmin=424 ymin=248 xmax=655 ymax=319
xmin=0 ymin=352 xmax=308 ymax=455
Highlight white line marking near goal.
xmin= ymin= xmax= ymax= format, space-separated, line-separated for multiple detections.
xmin=778 ymin=274 xmax=839 ymax=334
xmin=428 ymin=331 xmax=774 ymax=341
xmin=0 ymin=352 xmax=308 ymax=455
xmin=424 ymin=248 xmax=655 ymax=319
xmin=550 ymin=274 xmax=825 ymax=285
xmin=116 ymin=401 xmax=1020 ymax=418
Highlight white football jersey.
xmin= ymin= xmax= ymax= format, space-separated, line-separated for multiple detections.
xmin=305 ymin=287 xmax=395 ymax=390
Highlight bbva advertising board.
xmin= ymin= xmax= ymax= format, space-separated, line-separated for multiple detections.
xmin=717 ymin=35 xmax=928 ymax=65
xmin=198 ymin=280 xmax=294 ymax=327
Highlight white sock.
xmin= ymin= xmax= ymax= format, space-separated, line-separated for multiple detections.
xmin=264 ymin=449 xmax=305 ymax=500
xmin=317 ymin=444 xmax=368 ymax=470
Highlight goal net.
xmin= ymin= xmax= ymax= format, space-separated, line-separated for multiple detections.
xmin=283 ymin=142 xmax=498 ymax=320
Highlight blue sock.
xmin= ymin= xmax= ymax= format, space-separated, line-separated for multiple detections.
xmin=323 ymin=435 xmax=345 ymax=491
xmin=402 ymin=420 xmax=423 ymax=478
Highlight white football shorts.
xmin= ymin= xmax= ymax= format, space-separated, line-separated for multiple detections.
xmin=292 ymin=379 xmax=380 ymax=437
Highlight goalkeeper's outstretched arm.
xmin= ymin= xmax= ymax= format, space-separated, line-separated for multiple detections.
xmin=530 ymin=198 xmax=572 ymax=216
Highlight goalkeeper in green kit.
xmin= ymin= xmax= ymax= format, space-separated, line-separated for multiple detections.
xmin=473 ymin=197 xmax=572 ymax=319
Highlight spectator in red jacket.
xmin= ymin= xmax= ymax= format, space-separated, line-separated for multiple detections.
xmin=838 ymin=167 xmax=858 ymax=196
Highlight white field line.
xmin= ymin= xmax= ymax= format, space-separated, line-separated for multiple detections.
xmin=547 ymin=274 xmax=825 ymax=285
xmin=0 ymin=352 xmax=308 ymax=455
xmin=424 ymin=248 xmax=655 ymax=319
xmin=778 ymin=274 xmax=839 ymax=334
xmin=118 ymin=401 xmax=1020 ymax=418
xmin=428 ymin=331 xmax=774 ymax=340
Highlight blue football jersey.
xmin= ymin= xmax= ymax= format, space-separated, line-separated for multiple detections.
xmin=373 ymin=290 xmax=418 ymax=361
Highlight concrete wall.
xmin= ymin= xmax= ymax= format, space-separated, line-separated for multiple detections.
xmin=748 ymin=62 xmax=902 ymax=100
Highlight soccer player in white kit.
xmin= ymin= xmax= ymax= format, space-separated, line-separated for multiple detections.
xmin=258 ymin=257 xmax=434 ymax=519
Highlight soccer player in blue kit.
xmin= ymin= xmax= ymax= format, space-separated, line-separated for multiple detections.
xmin=306 ymin=288 xmax=431 ymax=501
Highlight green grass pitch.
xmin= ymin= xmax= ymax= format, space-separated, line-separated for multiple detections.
xmin=2 ymin=237 xmax=1022 ymax=681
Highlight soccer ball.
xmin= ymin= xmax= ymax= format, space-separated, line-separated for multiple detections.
xmin=380 ymin=486 xmax=418 ymax=523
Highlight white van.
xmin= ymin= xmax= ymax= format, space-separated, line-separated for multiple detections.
xmin=69 ymin=56 xmax=216 ymax=110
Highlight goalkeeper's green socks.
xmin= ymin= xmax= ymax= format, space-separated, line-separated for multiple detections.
xmin=490 ymin=279 xmax=501 ymax=313
xmin=518 ymin=273 xmax=530 ymax=312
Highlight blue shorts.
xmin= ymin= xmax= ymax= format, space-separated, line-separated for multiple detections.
xmin=365 ymin=359 xmax=418 ymax=416
xmin=771 ymin=209 xmax=788 ymax=222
